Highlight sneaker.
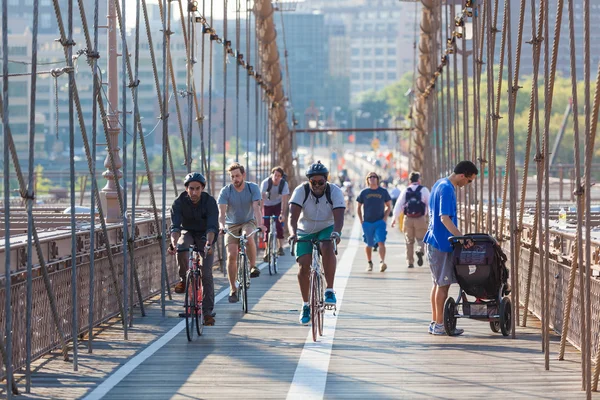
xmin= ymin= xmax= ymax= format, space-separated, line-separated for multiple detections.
xmin=408 ymin=264 xmax=414 ymax=269
xmin=324 ymin=291 xmax=337 ymax=305
xmin=204 ymin=314 xmax=215 ymax=326
xmin=228 ymin=291 xmax=238 ymax=303
xmin=250 ymin=266 xmax=261 ymax=278
xmin=416 ymin=251 xmax=424 ymax=266
xmin=366 ymin=261 xmax=373 ymax=272
xmin=428 ymin=321 xmax=435 ymax=334
xmin=278 ymin=247 xmax=285 ymax=256
xmin=174 ymin=281 xmax=185 ymax=294
xmin=380 ymin=262 xmax=387 ymax=272
xmin=263 ymin=253 xmax=269 ymax=263
xmin=299 ymin=305 xmax=310 ymax=325
xmin=432 ymin=323 xmax=446 ymax=335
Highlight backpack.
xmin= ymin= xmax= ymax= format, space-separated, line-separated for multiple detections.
xmin=229 ymin=181 xmax=253 ymax=196
xmin=302 ymin=182 xmax=333 ymax=208
xmin=266 ymin=175 xmax=287 ymax=200
xmin=403 ymin=185 xmax=426 ymax=218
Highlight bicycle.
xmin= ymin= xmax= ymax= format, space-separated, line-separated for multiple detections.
xmin=184 ymin=245 xmax=204 ymax=341
xmin=263 ymin=215 xmax=280 ymax=275
xmin=223 ymin=227 xmax=262 ymax=313
xmin=291 ymin=237 xmax=338 ymax=342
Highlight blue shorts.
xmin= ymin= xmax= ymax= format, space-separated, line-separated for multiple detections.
xmin=362 ymin=220 xmax=387 ymax=247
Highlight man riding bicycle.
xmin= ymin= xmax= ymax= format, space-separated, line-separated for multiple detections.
xmin=288 ymin=161 xmax=345 ymax=325
xmin=168 ymin=172 xmax=218 ymax=326
xmin=260 ymin=166 xmax=290 ymax=260
xmin=218 ymin=162 xmax=266 ymax=303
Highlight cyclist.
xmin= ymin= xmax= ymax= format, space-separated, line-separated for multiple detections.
xmin=167 ymin=172 xmax=218 ymax=326
xmin=260 ymin=166 xmax=290 ymax=260
xmin=288 ymin=161 xmax=345 ymax=325
xmin=342 ymin=179 xmax=355 ymax=217
xmin=218 ymin=162 xmax=266 ymax=303
xmin=357 ymin=172 xmax=392 ymax=272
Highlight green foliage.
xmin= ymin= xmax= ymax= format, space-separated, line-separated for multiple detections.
xmin=35 ymin=165 xmax=55 ymax=194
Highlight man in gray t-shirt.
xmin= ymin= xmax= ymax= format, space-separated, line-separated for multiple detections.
xmin=218 ymin=162 xmax=266 ymax=303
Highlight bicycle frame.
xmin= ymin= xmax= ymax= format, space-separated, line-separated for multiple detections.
xmin=263 ymin=215 xmax=279 ymax=275
xmin=185 ymin=245 xmax=204 ymax=340
xmin=224 ymin=228 xmax=261 ymax=313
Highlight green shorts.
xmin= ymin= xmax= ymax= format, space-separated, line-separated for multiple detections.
xmin=295 ymin=225 xmax=334 ymax=259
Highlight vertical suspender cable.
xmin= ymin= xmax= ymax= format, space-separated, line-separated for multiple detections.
xmin=223 ymin=0 xmax=228 ymax=191
xmin=207 ymin=0 xmax=214 ymax=191
xmin=583 ymin=0 xmax=593 ymax=395
xmin=504 ymin=0 xmax=517 ymax=340
xmin=160 ymin=0 xmax=169 ymax=316
xmin=199 ymin=0 xmax=207 ymax=176
xmin=87 ymin=0 xmax=100 ymax=354
xmin=187 ymin=1 xmax=193 ymax=173
xmin=445 ymin=5 xmax=452 ymax=178
xmin=130 ymin=0 xmax=141 ymax=327
xmin=25 ymin=0 xmax=40 ymax=390
xmin=67 ymin=0 xmax=79 ymax=369
xmin=235 ymin=0 xmax=240 ymax=160
xmin=254 ymin=14 xmax=259 ymax=179
xmin=470 ymin=1 xmax=479 ymax=228
xmin=245 ymin=0 xmax=250 ymax=175
xmin=1 ymin=0 xmax=12 ymax=393
xmin=121 ymin=0 xmax=129 ymax=341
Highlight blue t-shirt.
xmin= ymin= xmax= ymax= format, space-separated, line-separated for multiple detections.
xmin=423 ymin=177 xmax=457 ymax=253
xmin=357 ymin=187 xmax=391 ymax=222
xmin=217 ymin=181 xmax=261 ymax=225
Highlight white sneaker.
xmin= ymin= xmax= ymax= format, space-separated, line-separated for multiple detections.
xmin=366 ymin=261 xmax=373 ymax=272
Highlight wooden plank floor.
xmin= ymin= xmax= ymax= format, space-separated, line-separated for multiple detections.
xmin=6 ymin=215 xmax=595 ymax=399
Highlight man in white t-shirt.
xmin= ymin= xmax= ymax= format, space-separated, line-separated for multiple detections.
xmin=260 ymin=166 xmax=290 ymax=259
xmin=288 ymin=161 xmax=345 ymax=325
xmin=392 ymin=171 xmax=430 ymax=268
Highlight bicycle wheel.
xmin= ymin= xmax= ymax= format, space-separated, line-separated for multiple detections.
xmin=196 ymin=273 xmax=203 ymax=336
xmin=239 ymin=254 xmax=249 ymax=313
xmin=272 ymin=231 xmax=278 ymax=274
xmin=310 ymin=270 xmax=318 ymax=342
xmin=184 ymin=272 xmax=196 ymax=341
xmin=317 ymin=273 xmax=324 ymax=336
xmin=267 ymin=234 xmax=274 ymax=275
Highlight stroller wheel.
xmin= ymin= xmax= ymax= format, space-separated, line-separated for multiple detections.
xmin=489 ymin=321 xmax=500 ymax=333
xmin=499 ymin=297 xmax=512 ymax=337
xmin=443 ymin=297 xmax=457 ymax=335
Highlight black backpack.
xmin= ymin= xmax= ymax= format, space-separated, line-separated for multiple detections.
xmin=404 ymin=185 xmax=426 ymax=217
xmin=266 ymin=175 xmax=287 ymax=200
xmin=302 ymin=182 xmax=333 ymax=208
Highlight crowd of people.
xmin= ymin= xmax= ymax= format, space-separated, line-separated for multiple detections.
xmin=167 ymin=159 xmax=479 ymax=336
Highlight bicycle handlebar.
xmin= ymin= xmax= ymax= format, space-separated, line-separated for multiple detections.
xmin=222 ymin=227 xmax=262 ymax=240
xmin=290 ymin=237 xmax=338 ymax=257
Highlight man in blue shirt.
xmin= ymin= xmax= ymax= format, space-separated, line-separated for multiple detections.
xmin=357 ymin=172 xmax=392 ymax=272
xmin=424 ymin=161 xmax=478 ymax=336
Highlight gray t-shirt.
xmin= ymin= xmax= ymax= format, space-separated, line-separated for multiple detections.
xmin=217 ymin=181 xmax=261 ymax=225
xmin=260 ymin=177 xmax=290 ymax=207
xmin=289 ymin=183 xmax=345 ymax=235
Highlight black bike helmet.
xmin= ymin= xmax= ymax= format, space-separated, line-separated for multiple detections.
xmin=184 ymin=172 xmax=207 ymax=187
xmin=305 ymin=160 xmax=329 ymax=178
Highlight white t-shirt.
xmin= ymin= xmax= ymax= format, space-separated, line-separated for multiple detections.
xmin=393 ymin=183 xmax=430 ymax=219
xmin=260 ymin=177 xmax=290 ymax=207
xmin=289 ymin=183 xmax=345 ymax=235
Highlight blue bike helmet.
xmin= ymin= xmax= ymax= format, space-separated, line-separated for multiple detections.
xmin=184 ymin=172 xmax=207 ymax=187
xmin=305 ymin=160 xmax=329 ymax=179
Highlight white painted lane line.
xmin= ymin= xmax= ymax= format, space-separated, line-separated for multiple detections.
xmin=286 ymin=218 xmax=362 ymax=400
xmin=83 ymin=261 xmax=268 ymax=400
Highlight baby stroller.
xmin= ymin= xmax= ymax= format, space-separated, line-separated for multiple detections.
xmin=444 ymin=234 xmax=512 ymax=336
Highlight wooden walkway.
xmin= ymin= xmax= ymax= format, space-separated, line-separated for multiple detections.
xmin=7 ymin=216 xmax=595 ymax=399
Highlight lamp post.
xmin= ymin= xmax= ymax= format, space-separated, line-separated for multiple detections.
xmin=304 ymin=101 xmax=319 ymax=161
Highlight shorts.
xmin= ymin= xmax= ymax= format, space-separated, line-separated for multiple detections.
xmin=427 ymin=244 xmax=457 ymax=286
xmin=362 ymin=219 xmax=387 ymax=247
xmin=225 ymin=220 xmax=258 ymax=246
xmin=295 ymin=225 xmax=334 ymax=259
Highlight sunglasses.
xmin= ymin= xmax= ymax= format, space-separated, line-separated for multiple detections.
xmin=310 ymin=179 xmax=326 ymax=186
xmin=368 ymin=176 xmax=378 ymax=179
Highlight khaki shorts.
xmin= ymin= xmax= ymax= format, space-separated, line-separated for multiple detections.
xmin=225 ymin=220 xmax=258 ymax=246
